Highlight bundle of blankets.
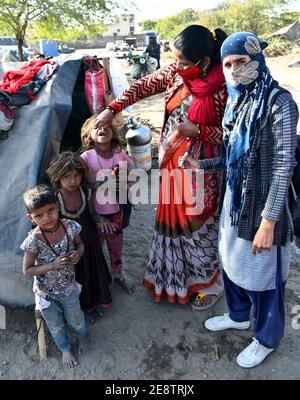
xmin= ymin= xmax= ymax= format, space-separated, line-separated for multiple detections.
xmin=0 ymin=59 xmax=58 ymax=138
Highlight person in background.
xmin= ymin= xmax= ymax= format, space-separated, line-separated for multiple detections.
xmin=146 ymin=36 xmax=161 ymax=69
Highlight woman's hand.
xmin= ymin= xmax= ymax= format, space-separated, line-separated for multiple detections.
xmin=94 ymin=109 xmax=114 ymax=130
xmin=176 ymin=117 xmax=198 ymax=138
xmin=252 ymin=218 xmax=276 ymax=255
xmin=182 ymin=155 xmax=200 ymax=169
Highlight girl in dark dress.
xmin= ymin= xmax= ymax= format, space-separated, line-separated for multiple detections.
xmin=47 ymin=151 xmax=112 ymax=315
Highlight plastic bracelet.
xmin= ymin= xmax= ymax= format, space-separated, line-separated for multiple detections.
xmin=105 ymin=106 xmax=117 ymax=116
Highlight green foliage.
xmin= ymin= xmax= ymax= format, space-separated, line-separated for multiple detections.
xmin=0 ymin=0 xmax=112 ymax=59
xmin=263 ymin=36 xmax=293 ymax=56
xmin=141 ymin=20 xmax=158 ymax=31
xmin=143 ymin=8 xmax=199 ymax=41
xmin=140 ymin=1 xmax=296 ymax=42
xmin=267 ymin=11 xmax=300 ymax=33
xmin=126 ymin=53 xmax=146 ymax=65
xmin=30 ymin=17 xmax=106 ymax=42
xmin=0 ymin=0 xmax=298 ymax=61
xmin=198 ymin=0 xmax=294 ymax=36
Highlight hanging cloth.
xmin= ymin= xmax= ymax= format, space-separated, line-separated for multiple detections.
xmin=84 ymin=57 xmax=106 ymax=114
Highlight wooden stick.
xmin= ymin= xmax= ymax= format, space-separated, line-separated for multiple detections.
xmin=0 ymin=305 xmax=6 ymax=330
xmin=213 ymin=344 xmax=220 ymax=361
xmin=35 ymin=310 xmax=47 ymax=360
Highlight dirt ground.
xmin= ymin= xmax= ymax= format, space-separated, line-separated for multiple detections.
xmin=0 ymin=51 xmax=300 ymax=380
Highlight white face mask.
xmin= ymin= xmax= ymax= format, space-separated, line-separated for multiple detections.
xmin=224 ymin=60 xmax=259 ymax=86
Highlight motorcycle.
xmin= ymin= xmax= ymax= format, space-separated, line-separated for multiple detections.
xmin=127 ymin=51 xmax=158 ymax=79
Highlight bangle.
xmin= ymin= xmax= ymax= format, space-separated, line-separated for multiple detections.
xmin=195 ymin=123 xmax=201 ymax=135
xmin=106 ymin=106 xmax=117 ymax=116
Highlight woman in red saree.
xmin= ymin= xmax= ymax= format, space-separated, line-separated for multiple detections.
xmin=96 ymin=25 xmax=228 ymax=309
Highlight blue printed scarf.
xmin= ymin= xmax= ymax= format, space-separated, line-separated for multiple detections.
xmin=221 ymin=32 xmax=273 ymax=225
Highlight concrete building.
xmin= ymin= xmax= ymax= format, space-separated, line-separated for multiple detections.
xmin=70 ymin=14 xmax=147 ymax=49
xmin=103 ymin=14 xmax=136 ymax=37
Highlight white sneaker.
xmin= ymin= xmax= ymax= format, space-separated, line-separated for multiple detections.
xmin=204 ymin=313 xmax=250 ymax=331
xmin=236 ymin=338 xmax=274 ymax=368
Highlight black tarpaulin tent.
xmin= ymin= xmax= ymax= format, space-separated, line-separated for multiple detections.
xmin=0 ymin=55 xmax=91 ymax=306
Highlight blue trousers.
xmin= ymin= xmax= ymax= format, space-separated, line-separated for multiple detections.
xmin=41 ymin=288 xmax=86 ymax=352
xmin=223 ymin=247 xmax=285 ymax=349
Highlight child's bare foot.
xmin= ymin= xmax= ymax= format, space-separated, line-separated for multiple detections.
xmin=114 ymin=277 xmax=135 ymax=295
xmin=62 ymin=350 xmax=78 ymax=370
xmin=78 ymin=335 xmax=90 ymax=355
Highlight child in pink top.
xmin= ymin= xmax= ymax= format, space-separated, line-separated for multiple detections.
xmin=80 ymin=114 xmax=135 ymax=294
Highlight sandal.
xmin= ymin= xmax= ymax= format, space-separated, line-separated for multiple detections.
xmin=84 ymin=305 xmax=107 ymax=321
xmin=191 ymin=292 xmax=223 ymax=311
xmin=94 ymin=304 xmax=108 ymax=317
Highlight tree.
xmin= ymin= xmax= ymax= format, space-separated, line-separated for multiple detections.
xmin=155 ymin=8 xmax=199 ymax=41
xmin=145 ymin=1 xmax=294 ymax=43
xmin=205 ymin=0 xmax=294 ymax=36
xmin=267 ymin=11 xmax=300 ymax=33
xmin=140 ymin=19 xmax=158 ymax=31
xmin=0 ymin=0 xmax=128 ymax=60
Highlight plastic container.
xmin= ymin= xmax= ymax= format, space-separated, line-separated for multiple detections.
xmin=39 ymin=39 xmax=58 ymax=57
xmin=127 ymin=142 xmax=152 ymax=171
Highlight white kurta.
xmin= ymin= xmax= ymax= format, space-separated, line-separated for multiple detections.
xmin=218 ymin=184 xmax=291 ymax=291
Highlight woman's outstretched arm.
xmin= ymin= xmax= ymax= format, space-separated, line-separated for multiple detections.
xmin=95 ymin=62 xmax=177 ymax=129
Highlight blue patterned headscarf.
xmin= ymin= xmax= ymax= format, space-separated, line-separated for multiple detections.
xmin=221 ymin=32 xmax=273 ymax=225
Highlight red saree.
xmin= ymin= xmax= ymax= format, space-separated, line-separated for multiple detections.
xmin=109 ymin=62 xmax=227 ymax=303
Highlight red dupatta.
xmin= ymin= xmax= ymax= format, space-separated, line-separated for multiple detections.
xmin=160 ymin=63 xmax=224 ymax=168
xmin=183 ymin=62 xmax=224 ymax=126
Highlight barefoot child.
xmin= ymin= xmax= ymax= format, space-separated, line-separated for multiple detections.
xmin=21 ymin=185 xmax=89 ymax=369
xmin=47 ymin=151 xmax=112 ymax=316
xmin=80 ymin=114 xmax=135 ymax=294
